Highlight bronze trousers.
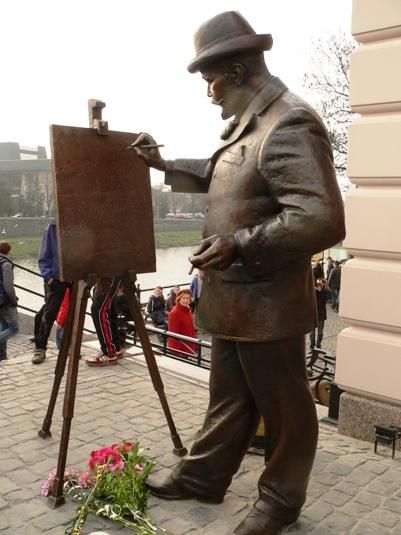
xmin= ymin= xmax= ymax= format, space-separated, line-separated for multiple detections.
xmin=173 ymin=335 xmax=318 ymax=518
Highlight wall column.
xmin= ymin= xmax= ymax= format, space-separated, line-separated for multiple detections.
xmin=336 ymin=0 xmax=401 ymax=440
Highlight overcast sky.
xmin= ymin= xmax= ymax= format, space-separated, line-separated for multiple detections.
xmin=1 ymin=0 xmax=352 ymax=182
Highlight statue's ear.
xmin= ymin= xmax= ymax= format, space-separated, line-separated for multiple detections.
xmin=225 ymin=63 xmax=246 ymax=86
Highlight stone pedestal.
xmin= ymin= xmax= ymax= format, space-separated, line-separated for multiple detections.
xmin=339 ymin=393 xmax=401 ymax=448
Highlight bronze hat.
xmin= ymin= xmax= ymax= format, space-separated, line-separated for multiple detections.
xmin=188 ymin=11 xmax=273 ymax=73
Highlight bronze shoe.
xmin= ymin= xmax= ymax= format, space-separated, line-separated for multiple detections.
xmin=234 ymin=504 xmax=298 ymax=535
xmin=145 ymin=473 xmax=223 ymax=504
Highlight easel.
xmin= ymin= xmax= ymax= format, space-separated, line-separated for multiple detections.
xmin=39 ymin=102 xmax=187 ymax=508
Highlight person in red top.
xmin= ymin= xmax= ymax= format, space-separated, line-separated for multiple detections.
xmin=167 ymin=289 xmax=197 ymax=358
xmin=54 ymin=287 xmax=70 ymax=350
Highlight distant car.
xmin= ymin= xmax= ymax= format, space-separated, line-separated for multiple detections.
xmin=174 ymin=213 xmax=192 ymax=219
xmin=11 ymin=213 xmax=24 ymax=217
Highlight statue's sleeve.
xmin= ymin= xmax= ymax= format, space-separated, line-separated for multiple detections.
xmin=234 ymin=108 xmax=345 ymax=277
xmin=165 ymin=159 xmax=212 ymax=193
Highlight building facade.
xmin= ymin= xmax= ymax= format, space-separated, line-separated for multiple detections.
xmin=336 ymin=0 xmax=401 ymax=439
xmin=0 ymin=142 xmax=52 ymax=216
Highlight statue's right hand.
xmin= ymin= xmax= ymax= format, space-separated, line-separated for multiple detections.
xmin=130 ymin=132 xmax=166 ymax=172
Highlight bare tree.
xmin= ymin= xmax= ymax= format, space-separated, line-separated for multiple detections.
xmin=303 ymin=32 xmax=357 ymax=191
xmin=41 ymin=173 xmax=54 ymax=216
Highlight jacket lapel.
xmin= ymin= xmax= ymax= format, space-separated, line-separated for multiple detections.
xmin=212 ymin=76 xmax=288 ymax=160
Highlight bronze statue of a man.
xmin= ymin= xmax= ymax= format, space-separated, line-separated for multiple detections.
xmin=134 ymin=11 xmax=345 ymax=535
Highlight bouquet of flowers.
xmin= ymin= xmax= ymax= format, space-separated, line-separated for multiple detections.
xmin=41 ymin=440 xmax=164 ymax=535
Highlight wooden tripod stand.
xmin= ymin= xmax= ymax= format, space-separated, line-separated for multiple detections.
xmin=40 ymin=270 xmax=187 ymax=508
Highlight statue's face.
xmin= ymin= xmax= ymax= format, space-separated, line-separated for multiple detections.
xmin=200 ymin=65 xmax=238 ymax=120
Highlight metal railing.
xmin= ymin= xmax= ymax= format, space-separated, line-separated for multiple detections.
xmin=12 ymin=261 xmax=96 ymax=335
xmin=125 ymin=321 xmax=212 ymax=369
xmin=306 ymin=348 xmax=342 ymax=424
xmin=13 ymin=261 xmax=46 ymax=315
xmin=11 ymin=261 xmax=211 ymax=366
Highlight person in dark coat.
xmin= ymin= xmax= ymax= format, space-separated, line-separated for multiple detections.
xmin=131 ymin=11 xmax=345 ymax=535
xmin=326 ymin=256 xmax=334 ymax=279
xmin=166 ymin=286 xmax=180 ymax=312
xmin=146 ymin=286 xmax=168 ymax=328
xmin=309 ymin=278 xmax=331 ymax=350
xmin=0 ymin=241 xmax=19 ymax=360
xmin=328 ymin=261 xmax=342 ymax=312
xmin=32 ymin=221 xmax=69 ymax=364
xmin=167 ymin=289 xmax=197 ymax=357
xmin=312 ymin=260 xmax=324 ymax=281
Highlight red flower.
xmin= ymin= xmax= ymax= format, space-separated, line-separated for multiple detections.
xmin=121 ymin=441 xmax=134 ymax=453
xmin=88 ymin=447 xmax=124 ymax=472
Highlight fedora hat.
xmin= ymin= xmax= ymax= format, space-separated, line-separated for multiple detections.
xmin=188 ymin=11 xmax=272 ymax=73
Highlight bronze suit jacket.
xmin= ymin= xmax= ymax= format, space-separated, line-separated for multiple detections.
xmin=165 ymin=77 xmax=345 ymax=342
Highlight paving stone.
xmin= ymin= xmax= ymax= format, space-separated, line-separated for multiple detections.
xmin=303 ymin=501 xmax=334 ymax=523
xmin=6 ymin=487 xmax=37 ymax=503
xmin=0 ymin=476 xmax=20 ymax=495
xmin=3 ymin=499 xmax=49 ymax=526
xmin=306 ymin=481 xmax=330 ymax=499
xmin=365 ymin=508 xmax=400 ymax=528
xmin=351 ymin=521 xmax=387 ymax=534
xmin=324 ymin=460 xmax=355 ymax=476
xmin=287 ymin=519 xmax=316 ymax=533
xmin=0 ymin=515 xmax=9 ymax=530
xmin=340 ymin=501 xmax=371 ymax=516
xmin=312 ymin=471 xmax=343 ymax=487
xmin=310 ymin=527 xmax=338 ymax=535
xmin=201 ymin=518 xmax=233 ymax=534
xmin=331 ymin=480 xmax=360 ymax=498
xmin=162 ymin=515 xmax=198 ymax=534
xmin=364 ymin=478 xmax=400 ymax=497
xmin=0 ymin=458 xmax=21 ymax=472
xmin=320 ymin=489 xmax=353 ymax=507
xmin=323 ymin=512 xmax=357 ymax=532
xmin=3 ymin=331 xmax=401 ymax=534
xmin=354 ymin=491 xmax=382 ymax=508
xmin=384 ymin=496 xmax=401 ymax=514
xmin=343 ymin=466 xmax=377 ymax=486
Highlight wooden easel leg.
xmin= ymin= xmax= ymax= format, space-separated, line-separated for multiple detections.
xmin=122 ymin=271 xmax=187 ymax=457
xmin=38 ymin=282 xmax=78 ymax=438
xmin=48 ymin=280 xmax=91 ymax=508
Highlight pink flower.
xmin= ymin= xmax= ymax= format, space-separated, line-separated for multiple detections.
xmin=108 ymin=460 xmax=125 ymax=472
xmin=88 ymin=447 xmax=124 ymax=472
xmin=135 ymin=463 xmax=144 ymax=473
xmin=40 ymin=467 xmax=80 ymax=496
xmin=78 ymin=471 xmax=94 ymax=488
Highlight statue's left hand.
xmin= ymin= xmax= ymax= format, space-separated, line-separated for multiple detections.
xmin=189 ymin=234 xmax=239 ymax=271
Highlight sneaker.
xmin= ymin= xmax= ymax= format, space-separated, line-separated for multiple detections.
xmin=86 ymin=354 xmax=118 ymax=367
xmin=32 ymin=348 xmax=46 ymax=364
xmin=115 ymin=349 xmax=124 ymax=359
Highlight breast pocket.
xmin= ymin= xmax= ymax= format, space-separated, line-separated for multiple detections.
xmin=221 ymin=145 xmax=245 ymax=166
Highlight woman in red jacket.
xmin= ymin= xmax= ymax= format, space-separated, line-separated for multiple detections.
xmin=167 ymin=289 xmax=197 ymax=358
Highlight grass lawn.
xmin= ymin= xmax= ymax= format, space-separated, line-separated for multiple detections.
xmin=9 ymin=230 xmax=202 ymax=260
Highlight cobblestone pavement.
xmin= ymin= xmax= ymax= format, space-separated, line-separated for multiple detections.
xmin=2 ymin=321 xmax=401 ymax=535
